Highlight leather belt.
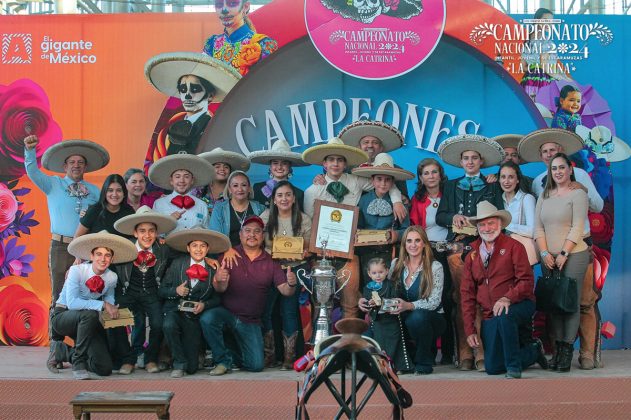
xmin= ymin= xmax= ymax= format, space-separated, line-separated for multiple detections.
xmin=55 ymin=304 xmax=67 ymax=309
xmin=51 ymin=233 xmax=73 ymax=244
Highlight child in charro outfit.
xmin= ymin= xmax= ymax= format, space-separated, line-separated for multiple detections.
xmin=359 ymin=258 xmax=411 ymax=372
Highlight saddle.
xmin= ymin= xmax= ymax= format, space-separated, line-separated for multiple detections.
xmin=297 ymin=318 xmax=412 ymax=420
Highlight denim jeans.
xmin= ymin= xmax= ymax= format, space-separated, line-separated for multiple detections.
xmin=262 ymin=286 xmax=299 ymax=335
xmin=200 ymin=306 xmax=264 ymax=372
xmin=404 ymin=309 xmax=446 ymax=372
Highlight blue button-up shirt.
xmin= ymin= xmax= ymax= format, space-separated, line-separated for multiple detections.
xmin=24 ymin=148 xmax=99 ymax=236
xmin=56 ymin=262 xmax=117 ymax=311
xmin=358 ymin=190 xmax=410 ymax=239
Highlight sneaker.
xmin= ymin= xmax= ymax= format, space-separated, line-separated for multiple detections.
xmin=118 ymin=364 xmax=134 ymax=375
xmin=533 ymin=338 xmax=549 ymax=370
xmin=208 ymin=364 xmax=230 ymax=376
xmin=72 ymin=369 xmax=90 ymax=380
xmin=136 ymin=354 xmax=145 ymax=369
xmin=505 ymin=370 xmax=522 ymax=379
xmin=145 ymin=362 xmax=160 ymax=373
xmin=170 ymin=369 xmax=185 ymax=378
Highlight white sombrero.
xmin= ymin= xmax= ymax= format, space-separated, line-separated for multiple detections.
xmin=517 ymin=128 xmax=585 ymax=163
xmin=491 ymin=134 xmax=522 ymax=150
xmin=575 ymin=125 xmax=631 ymax=163
xmin=165 ymin=227 xmax=231 ymax=254
xmin=248 ymin=139 xmax=307 ymax=167
xmin=68 ymin=230 xmax=138 ymax=263
xmin=468 ymin=201 xmax=512 ymax=229
xmin=144 ymin=52 xmax=241 ymax=103
xmin=338 ymin=120 xmax=404 ymax=152
xmin=302 ymin=137 xmax=369 ymax=167
xmin=114 ymin=205 xmax=177 ymax=236
xmin=198 ymin=147 xmax=251 ymax=172
xmin=352 ymin=153 xmax=414 ymax=181
xmin=437 ymin=134 xmax=504 ymax=168
xmin=148 ymin=154 xmax=215 ymax=190
xmin=42 ymin=140 xmax=109 ymax=173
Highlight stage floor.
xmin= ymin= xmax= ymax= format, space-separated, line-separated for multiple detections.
xmin=1 ymin=347 xmax=630 ymax=419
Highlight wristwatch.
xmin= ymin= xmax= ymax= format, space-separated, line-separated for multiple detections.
xmin=540 ymin=250 xmax=550 ymax=258
xmin=560 ymin=250 xmax=569 ymax=257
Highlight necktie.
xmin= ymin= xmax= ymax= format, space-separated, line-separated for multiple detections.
xmin=134 ymin=250 xmax=157 ymax=268
xmin=86 ymin=275 xmax=105 ymax=294
xmin=171 ymin=195 xmax=195 ymax=209
xmin=186 ymin=264 xmax=209 ymax=282
xmin=326 ymin=181 xmax=350 ymax=203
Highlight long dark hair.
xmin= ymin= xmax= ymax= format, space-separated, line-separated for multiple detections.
xmin=498 ymin=161 xmax=532 ymax=195
xmin=266 ymin=181 xmax=303 ymax=241
xmin=95 ymin=174 xmax=132 ymax=223
xmin=414 ymin=158 xmax=447 ymax=200
xmin=391 ymin=226 xmax=435 ymax=299
xmin=543 ymin=153 xmax=576 ymax=198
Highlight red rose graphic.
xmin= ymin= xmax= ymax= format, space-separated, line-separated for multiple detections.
xmin=0 ymin=183 xmax=19 ymax=232
xmin=0 ymin=283 xmax=48 ymax=346
xmin=0 ymin=79 xmax=62 ymax=179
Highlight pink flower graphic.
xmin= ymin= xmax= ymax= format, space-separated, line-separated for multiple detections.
xmin=385 ymin=0 xmax=400 ymax=11
xmin=0 ymin=79 xmax=62 ymax=179
xmin=0 ymin=183 xmax=18 ymax=232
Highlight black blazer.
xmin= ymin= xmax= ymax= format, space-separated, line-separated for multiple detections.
xmin=253 ymin=180 xmax=305 ymax=211
xmin=113 ymin=241 xmax=171 ymax=297
xmin=159 ymin=255 xmax=219 ymax=313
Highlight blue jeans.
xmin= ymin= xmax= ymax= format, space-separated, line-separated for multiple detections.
xmin=404 ymin=309 xmax=446 ymax=372
xmin=262 ymin=286 xmax=300 ymax=335
xmin=481 ymin=300 xmax=538 ymax=374
xmin=200 ymin=306 xmax=264 ymax=372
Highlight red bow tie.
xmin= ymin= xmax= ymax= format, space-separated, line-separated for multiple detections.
xmin=86 ymin=275 xmax=105 ymax=294
xmin=171 ymin=195 xmax=195 ymax=209
xmin=186 ymin=264 xmax=208 ymax=282
xmin=134 ymin=250 xmax=157 ymax=268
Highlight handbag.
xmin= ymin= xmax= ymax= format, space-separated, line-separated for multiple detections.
xmin=509 ymin=194 xmax=539 ymax=266
xmin=535 ymin=269 xmax=578 ymax=313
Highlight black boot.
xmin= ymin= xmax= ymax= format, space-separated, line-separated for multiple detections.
xmin=548 ymin=341 xmax=562 ymax=371
xmin=558 ymin=341 xmax=573 ymax=372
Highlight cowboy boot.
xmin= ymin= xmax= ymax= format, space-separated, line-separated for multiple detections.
xmin=557 ymin=342 xmax=574 ymax=373
xmin=281 ymin=332 xmax=298 ymax=371
xmin=548 ymin=341 xmax=562 ymax=371
xmin=264 ymin=330 xmax=278 ymax=368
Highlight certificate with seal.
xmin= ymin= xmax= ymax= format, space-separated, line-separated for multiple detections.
xmin=309 ymin=200 xmax=359 ymax=259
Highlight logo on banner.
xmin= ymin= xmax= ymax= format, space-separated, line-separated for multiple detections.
xmin=469 ymin=18 xmax=613 ymax=76
xmin=2 ymin=34 xmax=32 ymax=64
xmin=305 ymin=0 xmax=445 ymax=80
xmin=40 ymin=36 xmax=97 ymax=64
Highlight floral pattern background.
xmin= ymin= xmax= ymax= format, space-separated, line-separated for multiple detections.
xmin=0 ymin=79 xmax=58 ymax=346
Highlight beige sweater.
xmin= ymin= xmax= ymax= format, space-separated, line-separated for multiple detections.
xmin=534 ymin=189 xmax=588 ymax=254
xmin=259 ymin=209 xmax=312 ymax=255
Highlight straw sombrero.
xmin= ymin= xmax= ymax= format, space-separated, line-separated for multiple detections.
xmin=114 ymin=205 xmax=177 ymax=236
xmin=437 ymin=134 xmax=504 ymax=168
xmin=42 ymin=140 xmax=109 ymax=173
xmin=352 ymin=153 xmax=414 ymax=181
xmin=248 ymin=139 xmax=307 ymax=167
xmin=148 ymin=154 xmax=215 ymax=190
xmin=198 ymin=147 xmax=251 ymax=172
xmin=491 ymin=134 xmax=522 ymax=150
xmin=338 ymin=120 xmax=404 ymax=152
xmin=517 ymin=128 xmax=585 ymax=163
xmin=145 ymin=52 xmax=241 ymax=103
xmin=68 ymin=230 xmax=138 ymax=263
xmin=302 ymin=137 xmax=369 ymax=167
xmin=165 ymin=228 xmax=231 ymax=254
xmin=467 ymin=201 xmax=512 ymax=229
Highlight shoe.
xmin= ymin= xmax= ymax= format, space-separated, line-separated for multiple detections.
xmin=145 ymin=362 xmax=160 ymax=373
xmin=459 ymin=358 xmax=474 ymax=371
xmin=46 ymin=343 xmax=60 ymax=374
xmin=533 ymin=338 xmax=549 ymax=370
xmin=475 ymin=359 xmax=486 ymax=372
xmin=579 ymin=356 xmax=595 ymax=370
xmin=548 ymin=341 xmax=562 ymax=371
xmin=505 ymin=370 xmax=522 ymax=379
xmin=72 ymin=369 xmax=90 ymax=380
xmin=203 ymin=350 xmax=215 ymax=368
xmin=170 ymin=369 xmax=185 ymax=378
xmin=557 ymin=342 xmax=574 ymax=372
xmin=209 ymin=364 xmax=230 ymax=376
xmin=118 ymin=364 xmax=134 ymax=375
xmin=281 ymin=332 xmax=298 ymax=371
xmin=136 ymin=354 xmax=145 ymax=369
xmin=158 ymin=362 xmax=170 ymax=371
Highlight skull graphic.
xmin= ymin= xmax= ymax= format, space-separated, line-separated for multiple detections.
xmin=352 ymin=0 xmax=387 ymax=24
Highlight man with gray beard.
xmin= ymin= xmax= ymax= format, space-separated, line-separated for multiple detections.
xmin=460 ymin=202 xmax=547 ymax=379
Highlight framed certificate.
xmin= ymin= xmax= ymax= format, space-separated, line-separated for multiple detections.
xmin=309 ymin=199 xmax=359 ymax=259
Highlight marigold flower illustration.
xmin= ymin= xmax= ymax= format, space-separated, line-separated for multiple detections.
xmin=0 ymin=283 xmax=48 ymax=346
xmin=0 ymin=79 xmax=62 ymax=179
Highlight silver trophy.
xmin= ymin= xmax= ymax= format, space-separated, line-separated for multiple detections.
xmin=297 ymin=237 xmax=350 ymax=345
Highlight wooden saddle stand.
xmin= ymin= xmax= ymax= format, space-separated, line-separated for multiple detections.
xmin=296 ymin=319 xmax=413 ymax=420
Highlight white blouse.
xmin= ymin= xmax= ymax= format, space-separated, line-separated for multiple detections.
xmin=503 ymin=190 xmax=536 ymax=239
xmin=389 ymin=259 xmax=444 ymax=313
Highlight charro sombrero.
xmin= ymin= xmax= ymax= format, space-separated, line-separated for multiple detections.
xmin=198 ymin=147 xmax=251 ymax=172
xmin=517 ymin=128 xmax=585 ymax=163
xmin=352 ymin=153 xmax=414 ymax=181
xmin=165 ymin=227 xmax=231 ymax=254
xmin=42 ymin=140 xmax=109 ymax=173
xmin=248 ymin=139 xmax=307 ymax=167
xmin=302 ymin=137 xmax=369 ymax=167
xmin=144 ymin=52 xmax=241 ymax=103
xmin=437 ymin=134 xmax=504 ymax=168
xmin=338 ymin=120 xmax=404 ymax=152
xmin=468 ymin=201 xmax=512 ymax=229
xmin=68 ymin=230 xmax=138 ymax=263
xmin=114 ymin=205 xmax=177 ymax=236
xmin=575 ymin=125 xmax=631 ymax=163
xmin=491 ymin=134 xmax=522 ymax=150
xmin=148 ymin=154 xmax=214 ymax=190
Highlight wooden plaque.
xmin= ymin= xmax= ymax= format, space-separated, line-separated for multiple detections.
xmin=309 ymin=199 xmax=359 ymax=260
